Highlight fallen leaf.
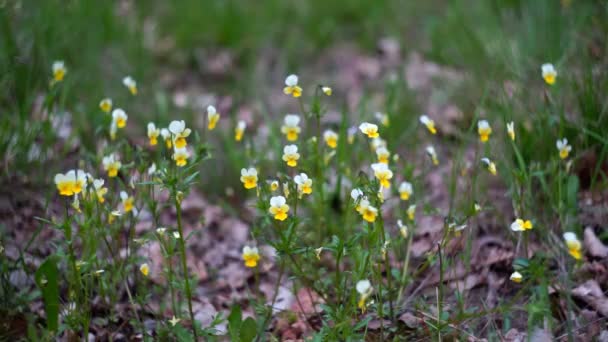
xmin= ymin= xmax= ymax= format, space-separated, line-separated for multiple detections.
xmin=584 ymin=227 xmax=608 ymax=258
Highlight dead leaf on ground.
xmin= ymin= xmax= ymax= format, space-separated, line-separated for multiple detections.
xmin=572 ymin=280 xmax=608 ymax=317
xmin=584 ymin=227 xmax=608 ymax=258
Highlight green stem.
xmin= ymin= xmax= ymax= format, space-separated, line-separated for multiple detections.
xmin=175 ymin=197 xmax=197 ymax=340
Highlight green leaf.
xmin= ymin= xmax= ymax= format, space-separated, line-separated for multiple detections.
xmin=566 ymin=175 xmax=579 ymax=210
xmin=239 ymin=317 xmax=257 ymax=342
xmin=227 ymin=305 xmax=243 ymax=341
xmin=35 ymin=256 xmax=60 ymax=331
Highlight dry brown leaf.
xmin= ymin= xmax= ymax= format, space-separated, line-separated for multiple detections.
xmin=584 ymin=227 xmax=608 ymax=258
xmin=572 ymin=280 xmax=608 ymax=316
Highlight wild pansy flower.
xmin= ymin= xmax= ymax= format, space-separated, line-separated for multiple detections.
xmin=376 ymin=147 xmax=390 ymax=164
xmin=323 ymin=130 xmax=338 ymax=149
xmin=398 ymin=219 xmax=408 ymax=238
xmin=123 ymin=76 xmax=137 ymax=95
xmin=282 ymin=145 xmax=300 ymax=167
xmin=52 ymin=61 xmax=66 ymax=82
xmin=270 ymin=180 xmax=279 ymax=191
xmin=242 ymin=246 xmax=260 ymax=268
xmin=426 ymin=146 xmax=439 ymax=165
xmin=357 ymin=199 xmax=378 ymax=223
xmin=477 ymin=120 xmax=492 ymax=142
xmin=398 ymin=181 xmax=413 ymax=201
xmin=99 ymin=98 xmax=112 ymax=113
xmin=235 ymin=120 xmax=246 ymax=142
xmin=563 ymin=232 xmax=582 ymax=260
xmin=282 ymin=182 xmax=290 ymax=198
xmin=347 ymin=126 xmax=357 ymax=144
xmin=541 ymin=63 xmax=557 ymax=85
xmin=321 ymin=86 xmax=332 ymax=96
xmin=92 ymin=179 xmax=108 ymax=203
xmin=240 ymin=168 xmax=258 ymax=189
xmin=139 ymin=263 xmax=149 ymax=277
xmin=281 ymin=114 xmax=301 ymax=141
xmin=510 ymin=218 xmax=533 ymax=231
xmin=169 ymin=120 xmax=191 ymax=149
xmin=54 ymin=169 xmax=87 ymax=196
xmin=356 ymin=279 xmax=373 ymax=312
xmin=481 ymin=157 xmax=497 ymax=175
xmin=269 ymin=196 xmax=289 ymax=221
xmin=283 ymin=74 xmax=302 ymax=98
xmin=112 ymin=109 xmax=128 ymax=129
xmin=556 ymin=138 xmax=572 ymax=159
xmin=407 ymin=204 xmax=416 ymax=221
xmin=161 ymin=128 xmax=172 ymax=148
xmin=294 ymin=173 xmax=313 ymax=195
xmin=370 ymin=137 xmax=386 ymax=152
xmin=173 ymin=147 xmax=189 ymax=167
xmin=510 ymin=271 xmax=523 ymax=283
xmin=507 ymin=122 xmax=515 ymax=141
xmin=120 ymin=191 xmax=135 ymax=214
xmin=371 ymin=163 xmax=393 ymax=188
xmin=102 ymin=154 xmax=121 ymax=178
xmin=359 ymin=122 xmax=379 ymax=138
xmin=147 ymin=122 xmax=160 ymax=146
xmin=375 ymin=112 xmax=389 ymax=127
xmin=351 ymin=188 xmax=364 ymax=210
xmin=419 ymin=115 xmax=437 ymax=134
xmin=207 ymin=105 xmax=220 ymax=130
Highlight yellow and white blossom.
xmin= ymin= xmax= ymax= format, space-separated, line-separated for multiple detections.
xmin=510 ymin=271 xmax=523 ymax=283
xmin=376 ymin=147 xmax=390 ymax=164
xmin=147 ymin=122 xmax=160 ymax=146
xmin=351 ymin=188 xmax=364 ymax=202
xmin=359 ymin=122 xmax=379 ymax=138
xmin=282 ymin=182 xmax=290 ymax=198
xmin=375 ymin=112 xmax=389 ymax=127
xmin=120 ymin=191 xmax=135 ymax=214
xmin=426 ymin=146 xmax=439 ymax=165
xmin=370 ymin=137 xmax=387 ymax=152
xmin=269 ymin=196 xmax=289 ymax=221
xmin=477 ymin=120 xmax=492 ymax=142
xmin=407 ymin=204 xmax=416 ymax=221
xmin=419 ymin=115 xmax=437 ymax=134
xmin=161 ymin=128 xmax=172 ymax=148
xmin=347 ymin=126 xmax=357 ymax=144
xmin=207 ymin=105 xmax=220 ymax=130
xmin=139 ymin=263 xmax=150 ymax=277
xmin=481 ymin=157 xmax=497 ymax=175
xmin=102 ymin=154 xmax=121 ymax=178
xmin=235 ymin=120 xmax=246 ymax=142
xmin=92 ymin=179 xmax=108 ymax=203
xmin=282 ymin=145 xmax=300 ymax=167
xmin=356 ymin=279 xmax=373 ymax=312
xmin=398 ymin=181 xmax=413 ymax=201
xmin=563 ymin=232 xmax=582 ymax=260
xmin=123 ymin=76 xmax=137 ymax=95
xmin=169 ymin=120 xmax=191 ymax=149
xmin=321 ymin=86 xmax=332 ymax=96
xmin=294 ymin=173 xmax=313 ymax=195
xmin=371 ymin=163 xmax=393 ymax=189
xmin=169 ymin=316 xmax=181 ymax=327
xmin=99 ymin=98 xmax=112 ymax=113
xmin=398 ymin=220 xmax=408 ymax=238
xmin=357 ymin=199 xmax=378 ymax=223
xmin=281 ymin=114 xmax=301 ymax=141
xmin=323 ymin=130 xmax=338 ymax=149
xmin=507 ymin=122 xmax=515 ymax=141
xmin=510 ymin=218 xmax=533 ymax=231
xmin=283 ymin=74 xmax=302 ymax=98
xmin=541 ymin=63 xmax=557 ymax=85
xmin=240 ymin=168 xmax=258 ymax=189
xmin=54 ymin=169 xmax=87 ymax=196
xmin=242 ymin=246 xmax=261 ymax=268
xmin=556 ymin=138 xmax=572 ymax=159
xmin=173 ymin=147 xmax=190 ymax=167
xmin=52 ymin=61 xmax=66 ymax=82
xmin=270 ymin=180 xmax=279 ymax=191
xmin=156 ymin=227 xmax=167 ymax=235
xmin=112 ymin=109 xmax=128 ymax=129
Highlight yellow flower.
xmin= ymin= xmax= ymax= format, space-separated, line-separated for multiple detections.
xmin=556 ymin=138 xmax=572 ymax=159
xmin=207 ymin=105 xmax=220 ymax=130
xmin=283 ymin=74 xmax=302 ymax=98
xmin=359 ymin=122 xmax=379 ymax=138
xmin=54 ymin=169 xmax=87 ymax=196
xmin=294 ymin=173 xmax=313 ymax=195
xmin=269 ymin=196 xmax=289 ymax=221
xmin=357 ymin=199 xmax=378 ymax=223
xmin=510 ymin=271 xmax=523 ymax=283
xmin=52 ymin=61 xmax=66 ymax=82
xmin=102 ymin=154 xmax=121 ymax=178
xmin=112 ymin=109 xmax=128 ymax=129
xmin=426 ymin=146 xmax=439 ymax=165
xmin=321 ymin=86 xmax=332 ymax=96
xmin=123 ymin=76 xmax=137 ymax=95
xmin=92 ymin=179 xmax=108 ymax=203
xmin=139 ymin=263 xmax=150 ymax=277
xmin=541 ymin=63 xmax=557 ymax=85
xmin=419 ymin=115 xmax=437 ymax=134
xmin=563 ymin=232 xmax=582 ymax=260
xmin=120 ymin=191 xmax=135 ymax=214
xmin=375 ymin=112 xmax=389 ymax=127
xmin=371 ymin=163 xmax=393 ymax=188
xmin=481 ymin=157 xmax=497 ymax=175
xmin=235 ymin=120 xmax=246 ymax=142
xmin=323 ymin=130 xmax=338 ymax=149
xmin=398 ymin=219 xmax=408 ymax=238
xmin=507 ymin=122 xmax=515 ymax=141
xmin=407 ymin=204 xmax=416 ymax=221
xmin=477 ymin=120 xmax=492 ymax=142
xmin=282 ymin=145 xmax=300 ymax=167
xmin=376 ymin=147 xmax=390 ymax=164
xmin=147 ymin=122 xmax=160 ymax=146
xmin=510 ymin=218 xmax=533 ymax=231
xmin=242 ymin=246 xmax=260 ymax=268
xmin=240 ymin=168 xmax=258 ymax=189
xmin=398 ymin=181 xmax=413 ymax=201
xmin=356 ymin=279 xmax=373 ymax=312
xmin=169 ymin=120 xmax=191 ymax=149
xmin=99 ymin=98 xmax=112 ymax=113
xmin=173 ymin=147 xmax=190 ymax=167
xmin=370 ymin=137 xmax=387 ymax=152
xmin=281 ymin=114 xmax=301 ymax=141
xmin=161 ymin=128 xmax=172 ymax=148
xmin=270 ymin=180 xmax=279 ymax=191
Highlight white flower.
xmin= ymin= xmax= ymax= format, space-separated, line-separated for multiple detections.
xmin=282 ymin=144 xmax=300 ymax=167
xmin=285 ymin=74 xmax=299 ymax=87
xmin=506 ymin=121 xmax=515 ymax=141
xmin=207 ymin=105 xmax=220 ymax=130
xmin=351 ymin=188 xmax=364 ymax=201
xmin=148 ymin=163 xmax=157 ymax=175
xmin=419 ymin=115 xmax=437 ymax=134
xmin=359 ymin=122 xmax=379 ymax=138
xmin=541 ymin=63 xmax=557 ymax=85
xmin=281 ymin=114 xmax=301 ymax=141
xmin=294 ymin=173 xmax=313 ymax=195
xmin=112 ymin=109 xmax=128 ymax=129
xmin=123 ymin=76 xmax=137 ymax=95
xmin=556 ymin=138 xmax=572 ymax=159
xmin=398 ymin=181 xmax=413 ymax=200
xmin=356 ymin=279 xmax=372 ymax=295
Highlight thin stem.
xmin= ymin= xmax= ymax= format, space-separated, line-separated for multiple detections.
xmin=175 ymin=197 xmax=198 ymax=340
